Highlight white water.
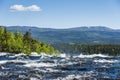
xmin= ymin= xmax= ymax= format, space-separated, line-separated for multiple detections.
xmin=76 ymin=54 xmax=110 ymax=58
xmin=0 ymin=52 xmax=120 ymax=80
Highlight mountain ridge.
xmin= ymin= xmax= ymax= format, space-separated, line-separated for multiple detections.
xmin=4 ymin=26 xmax=118 ymax=30
xmin=1 ymin=25 xmax=120 ymax=44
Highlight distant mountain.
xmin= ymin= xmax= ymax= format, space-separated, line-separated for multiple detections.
xmin=68 ymin=26 xmax=113 ymax=31
xmin=2 ymin=26 xmax=120 ymax=44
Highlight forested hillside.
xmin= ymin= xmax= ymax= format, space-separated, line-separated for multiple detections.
xmin=4 ymin=26 xmax=120 ymax=44
xmin=0 ymin=26 xmax=59 ymax=54
xmin=53 ymin=43 xmax=120 ymax=56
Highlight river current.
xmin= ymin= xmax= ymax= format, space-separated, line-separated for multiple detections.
xmin=0 ymin=52 xmax=120 ymax=80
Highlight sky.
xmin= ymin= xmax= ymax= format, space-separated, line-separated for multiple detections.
xmin=0 ymin=0 xmax=120 ymax=29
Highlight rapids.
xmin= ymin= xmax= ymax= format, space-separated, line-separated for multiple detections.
xmin=0 ymin=53 xmax=120 ymax=80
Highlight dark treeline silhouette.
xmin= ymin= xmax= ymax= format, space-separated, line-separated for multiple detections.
xmin=53 ymin=43 xmax=120 ymax=56
xmin=0 ymin=26 xmax=59 ymax=54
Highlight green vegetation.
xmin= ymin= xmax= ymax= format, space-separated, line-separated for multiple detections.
xmin=0 ymin=26 xmax=59 ymax=54
xmin=6 ymin=26 xmax=120 ymax=44
xmin=53 ymin=43 xmax=120 ymax=56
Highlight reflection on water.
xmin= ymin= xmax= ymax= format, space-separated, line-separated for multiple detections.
xmin=0 ymin=53 xmax=120 ymax=80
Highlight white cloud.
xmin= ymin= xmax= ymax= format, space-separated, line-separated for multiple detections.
xmin=27 ymin=5 xmax=41 ymax=11
xmin=10 ymin=5 xmax=42 ymax=12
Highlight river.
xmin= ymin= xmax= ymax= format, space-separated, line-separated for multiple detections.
xmin=0 ymin=53 xmax=120 ymax=80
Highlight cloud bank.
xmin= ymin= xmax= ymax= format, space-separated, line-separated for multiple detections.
xmin=10 ymin=5 xmax=42 ymax=12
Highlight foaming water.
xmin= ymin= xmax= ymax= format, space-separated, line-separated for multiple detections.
xmin=75 ymin=54 xmax=110 ymax=58
xmin=0 ymin=52 xmax=120 ymax=80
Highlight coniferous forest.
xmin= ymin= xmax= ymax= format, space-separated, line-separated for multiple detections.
xmin=0 ymin=26 xmax=59 ymax=54
xmin=53 ymin=43 xmax=120 ymax=56
xmin=1 ymin=26 xmax=120 ymax=56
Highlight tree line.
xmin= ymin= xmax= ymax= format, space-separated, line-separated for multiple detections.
xmin=53 ymin=43 xmax=120 ymax=56
xmin=0 ymin=26 xmax=59 ymax=54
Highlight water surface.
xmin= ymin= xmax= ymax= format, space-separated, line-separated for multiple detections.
xmin=0 ymin=53 xmax=120 ymax=80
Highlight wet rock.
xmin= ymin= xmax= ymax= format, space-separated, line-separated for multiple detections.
xmin=41 ymin=60 xmax=55 ymax=63
xmin=17 ymin=55 xmax=30 ymax=59
xmin=72 ymin=78 xmax=78 ymax=80
xmin=29 ymin=70 xmax=44 ymax=76
xmin=8 ymin=74 xmax=19 ymax=78
xmin=0 ymin=66 xmax=4 ymax=70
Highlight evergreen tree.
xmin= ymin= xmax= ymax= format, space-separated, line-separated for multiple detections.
xmin=0 ymin=27 xmax=60 ymax=54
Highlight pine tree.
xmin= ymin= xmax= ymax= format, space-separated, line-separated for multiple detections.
xmin=0 ymin=27 xmax=59 ymax=54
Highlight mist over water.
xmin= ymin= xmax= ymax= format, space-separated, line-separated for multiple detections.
xmin=0 ymin=53 xmax=120 ymax=80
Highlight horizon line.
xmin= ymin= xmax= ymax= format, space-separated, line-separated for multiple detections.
xmin=0 ymin=25 xmax=119 ymax=30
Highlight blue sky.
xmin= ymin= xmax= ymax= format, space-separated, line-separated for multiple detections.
xmin=0 ymin=0 xmax=120 ymax=29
